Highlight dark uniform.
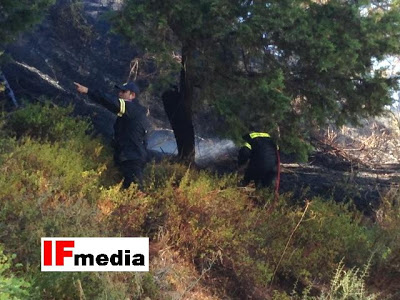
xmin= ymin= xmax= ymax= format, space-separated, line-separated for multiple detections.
xmin=87 ymin=87 xmax=148 ymax=189
xmin=238 ymin=132 xmax=278 ymax=189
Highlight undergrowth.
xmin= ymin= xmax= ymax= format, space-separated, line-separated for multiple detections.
xmin=0 ymin=102 xmax=398 ymax=299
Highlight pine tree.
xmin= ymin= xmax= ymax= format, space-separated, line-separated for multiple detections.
xmin=0 ymin=0 xmax=55 ymax=108
xmin=0 ymin=0 xmax=55 ymax=49
xmin=112 ymin=0 xmax=400 ymax=159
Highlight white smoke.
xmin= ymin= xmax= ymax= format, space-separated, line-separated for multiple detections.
xmin=146 ymin=129 xmax=237 ymax=165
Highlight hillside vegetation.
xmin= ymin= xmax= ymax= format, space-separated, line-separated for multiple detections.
xmin=1 ymin=102 xmax=400 ymax=299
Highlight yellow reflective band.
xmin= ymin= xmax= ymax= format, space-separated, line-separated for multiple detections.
xmin=244 ymin=142 xmax=252 ymax=150
xmin=117 ymin=98 xmax=126 ymax=117
xmin=249 ymin=132 xmax=270 ymax=139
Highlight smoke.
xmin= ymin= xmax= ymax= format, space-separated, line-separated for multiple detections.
xmin=146 ymin=129 xmax=237 ymax=165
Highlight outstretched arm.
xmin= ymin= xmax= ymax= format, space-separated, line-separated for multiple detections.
xmin=74 ymin=82 xmax=122 ymax=115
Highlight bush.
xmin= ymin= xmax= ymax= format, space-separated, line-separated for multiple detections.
xmin=0 ymin=244 xmax=31 ymax=299
xmin=4 ymin=101 xmax=91 ymax=142
xmin=0 ymin=103 xmax=159 ymax=299
xmin=114 ymin=165 xmax=382 ymax=295
xmin=300 ymin=260 xmax=379 ymax=300
xmin=369 ymin=187 xmax=400 ymax=297
xmin=0 ymin=100 xmax=396 ymax=299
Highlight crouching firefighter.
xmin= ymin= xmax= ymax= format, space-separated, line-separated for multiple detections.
xmin=238 ymin=130 xmax=280 ymax=194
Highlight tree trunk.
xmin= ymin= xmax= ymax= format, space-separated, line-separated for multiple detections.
xmin=161 ymin=46 xmax=195 ymax=163
xmin=0 ymin=69 xmax=18 ymax=109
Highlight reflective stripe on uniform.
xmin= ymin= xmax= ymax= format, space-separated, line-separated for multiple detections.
xmin=249 ymin=132 xmax=270 ymax=139
xmin=248 ymin=132 xmax=279 ymax=150
xmin=244 ymin=132 xmax=269 ymax=149
xmin=244 ymin=142 xmax=252 ymax=150
xmin=117 ymin=98 xmax=126 ymax=117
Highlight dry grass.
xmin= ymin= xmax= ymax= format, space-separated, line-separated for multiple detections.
xmin=317 ymin=113 xmax=400 ymax=166
xmin=151 ymin=231 xmax=220 ymax=300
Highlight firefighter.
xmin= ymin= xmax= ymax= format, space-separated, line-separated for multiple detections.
xmin=74 ymin=81 xmax=148 ymax=189
xmin=238 ymin=129 xmax=279 ymax=189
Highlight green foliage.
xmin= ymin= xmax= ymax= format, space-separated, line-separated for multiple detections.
xmin=0 ymin=244 xmax=30 ymax=300
xmin=300 ymin=260 xmax=379 ymax=300
xmin=4 ymin=101 xmax=91 ymax=141
xmin=0 ymin=103 xmax=160 ymax=299
xmin=369 ymin=187 xmax=400 ymax=296
xmin=121 ymin=167 xmax=382 ymax=290
xmin=320 ymin=261 xmax=377 ymax=300
xmin=0 ymin=101 xmax=398 ymax=298
xmin=33 ymin=272 xmax=160 ymax=300
xmin=50 ymin=0 xmax=95 ymax=46
xmin=0 ymin=0 xmax=55 ymax=50
xmin=112 ymin=0 xmax=400 ymax=159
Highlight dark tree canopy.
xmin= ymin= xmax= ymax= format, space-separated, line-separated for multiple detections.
xmin=112 ymin=0 xmax=400 ymax=159
xmin=0 ymin=0 xmax=55 ymax=108
xmin=0 ymin=0 xmax=55 ymax=50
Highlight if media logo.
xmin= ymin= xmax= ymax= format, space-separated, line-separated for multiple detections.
xmin=41 ymin=237 xmax=149 ymax=272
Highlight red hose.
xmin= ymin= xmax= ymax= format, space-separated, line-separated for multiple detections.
xmin=274 ymin=148 xmax=281 ymax=203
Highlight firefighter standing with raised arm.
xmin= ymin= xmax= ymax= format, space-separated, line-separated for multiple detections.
xmin=74 ymin=81 xmax=148 ymax=190
xmin=238 ymin=129 xmax=280 ymax=190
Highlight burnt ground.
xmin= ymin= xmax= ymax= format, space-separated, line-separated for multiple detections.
xmin=199 ymin=144 xmax=400 ymax=216
xmin=147 ymin=125 xmax=400 ymax=216
xmin=280 ymin=156 xmax=400 ymax=215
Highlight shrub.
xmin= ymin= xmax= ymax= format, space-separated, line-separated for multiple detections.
xmin=0 ymin=100 xmax=396 ymax=299
xmin=4 ymin=101 xmax=91 ymax=142
xmin=0 ymin=244 xmax=31 ymax=299
xmin=125 ymin=166 xmax=382 ymax=295
xmin=300 ymin=260 xmax=379 ymax=300
xmin=0 ymin=103 xmax=159 ymax=299
xmin=370 ymin=187 xmax=400 ymax=297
